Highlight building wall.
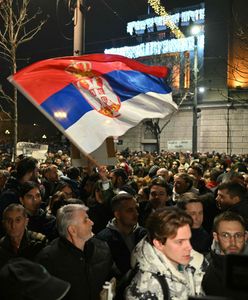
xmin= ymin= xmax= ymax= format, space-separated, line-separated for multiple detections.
xmin=116 ymin=107 xmax=248 ymax=154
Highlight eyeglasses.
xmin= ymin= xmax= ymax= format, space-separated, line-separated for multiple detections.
xmin=218 ymin=232 xmax=246 ymax=241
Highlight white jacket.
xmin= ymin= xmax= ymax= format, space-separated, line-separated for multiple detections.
xmin=125 ymin=237 xmax=207 ymax=300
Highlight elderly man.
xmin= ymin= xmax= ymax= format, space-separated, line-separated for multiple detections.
xmin=126 ymin=207 xmax=207 ymax=299
xmin=36 ymin=203 xmax=113 ymax=300
xmin=202 ymin=211 xmax=248 ymax=298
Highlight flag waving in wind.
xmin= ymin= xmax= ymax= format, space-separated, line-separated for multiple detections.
xmin=9 ymin=54 xmax=177 ymax=154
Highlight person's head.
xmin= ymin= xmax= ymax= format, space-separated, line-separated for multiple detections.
xmin=56 ymin=204 xmax=93 ymax=250
xmin=19 ymin=181 xmax=42 ymax=215
xmin=216 ymin=181 xmax=247 ymax=210
xmin=44 ymin=164 xmax=59 ymax=182
xmin=47 ymin=191 xmax=68 ymax=216
xmin=213 ymin=211 xmax=247 ymax=255
xmin=2 ymin=204 xmax=28 ymax=240
xmin=187 ymin=165 xmax=203 ymax=182
xmin=109 ymin=168 xmax=128 ymax=188
xmin=177 ymin=193 xmax=203 ymax=229
xmin=16 ymin=157 xmax=38 ymax=183
xmin=148 ymin=177 xmax=171 ymax=209
xmin=0 ymin=258 xmax=70 ymax=300
xmin=171 ymin=160 xmax=180 ymax=171
xmin=178 ymin=165 xmax=186 ymax=174
xmin=56 ymin=181 xmax=75 ymax=199
xmin=147 ymin=207 xmax=193 ymax=267
xmin=156 ymin=168 xmax=169 ymax=182
xmin=111 ymin=193 xmax=138 ymax=230
xmin=174 ymin=173 xmax=194 ymax=195
xmin=66 ymin=166 xmax=80 ymax=181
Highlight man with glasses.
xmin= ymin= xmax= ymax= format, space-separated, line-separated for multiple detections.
xmin=202 ymin=211 xmax=248 ymax=297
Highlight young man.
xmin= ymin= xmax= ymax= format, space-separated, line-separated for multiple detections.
xmin=0 ymin=157 xmax=39 ymax=224
xmin=202 ymin=211 xmax=248 ymax=297
xmin=96 ymin=193 xmax=146 ymax=275
xmin=36 ymin=204 xmax=113 ymax=300
xmin=216 ymin=181 xmax=248 ymax=229
xmin=177 ymin=193 xmax=211 ymax=254
xmin=126 ymin=207 xmax=207 ymax=299
xmin=138 ymin=177 xmax=172 ymax=227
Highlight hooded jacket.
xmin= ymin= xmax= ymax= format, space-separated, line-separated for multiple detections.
xmin=125 ymin=237 xmax=207 ymax=300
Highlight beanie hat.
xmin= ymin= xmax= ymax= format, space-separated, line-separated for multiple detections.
xmin=0 ymin=258 xmax=70 ymax=300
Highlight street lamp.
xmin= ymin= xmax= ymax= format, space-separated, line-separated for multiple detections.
xmin=191 ymin=25 xmax=200 ymax=156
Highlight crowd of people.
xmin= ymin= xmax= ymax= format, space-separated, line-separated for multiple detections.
xmin=0 ymin=148 xmax=248 ymax=299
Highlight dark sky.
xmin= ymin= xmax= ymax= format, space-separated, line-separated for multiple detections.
xmin=3 ymin=0 xmax=201 ymax=129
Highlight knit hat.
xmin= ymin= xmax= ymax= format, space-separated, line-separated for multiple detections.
xmin=0 ymin=258 xmax=70 ymax=300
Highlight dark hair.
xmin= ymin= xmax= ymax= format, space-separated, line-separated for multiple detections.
xmin=146 ymin=207 xmax=193 ymax=245
xmin=174 ymin=173 xmax=194 ymax=190
xmin=218 ymin=181 xmax=247 ymax=200
xmin=55 ymin=181 xmax=74 ymax=193
xmin=66 ymin=167 xmax=80 ymax=180
xmin=110 ymin=168 xmax=128 ymax=182
xmin=16 ymin=157 xmax=38 ymax=180
xmin=213 ymin=211 xmax=246 ymax=232
xmin=149 ymin=176 xmax=172 ymax=196
xmin=188 ymin=165 xmax=203 ymax=177
xmin=19 ymin=181 xmax=40 ymax=198
xmin=177 ymin=192 xmax=203 ymax=210
xmin=111 ymin=193 xmax=134 ymax=212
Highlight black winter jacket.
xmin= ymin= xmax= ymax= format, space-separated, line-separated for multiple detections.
xmin=36 ymin=236 xmax=113 ymax=300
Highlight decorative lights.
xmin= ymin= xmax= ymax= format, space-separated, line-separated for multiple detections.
xmin=105 ymin=34 xmax=204 ymax=59
xmin=127 ymin=8 xmax=205 ymax=35
xmin=147 ymin=0 xmax=184 ymax=38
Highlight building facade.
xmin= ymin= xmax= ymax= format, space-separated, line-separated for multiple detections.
xmin=105 ymin=0 xmax=248 ymax=154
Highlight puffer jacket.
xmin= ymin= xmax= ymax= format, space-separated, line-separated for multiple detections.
xmin=125 ymin=237 xmax=207 ymax=300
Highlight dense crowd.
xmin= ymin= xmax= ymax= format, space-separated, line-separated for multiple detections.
xmin=0 ymin=148 xmax=248 ymax=299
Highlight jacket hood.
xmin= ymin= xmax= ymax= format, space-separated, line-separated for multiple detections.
xmin=132 ymin=237 xmax=205 ymax=279
xmin=131 ymin=237 xmax=187 ymax=281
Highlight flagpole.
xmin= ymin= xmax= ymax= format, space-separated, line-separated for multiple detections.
xmin=71 ymin=0 xmax=98 ymax=169
xmin=73 ymin=0 xmax=85 ymax=55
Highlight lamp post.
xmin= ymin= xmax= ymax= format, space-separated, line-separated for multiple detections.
xmin=191 ymin=25 xmax=200 ymax=156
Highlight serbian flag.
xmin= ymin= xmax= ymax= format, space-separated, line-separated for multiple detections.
xmin=9 ymin=54 xmax=177 ymax=154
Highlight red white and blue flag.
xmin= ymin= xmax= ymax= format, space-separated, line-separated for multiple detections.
xmin=9 ymin=54 xmax=177 ymax=154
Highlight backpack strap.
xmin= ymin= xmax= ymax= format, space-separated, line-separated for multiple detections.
xmin=153 ymin=273 xmax=170 ymax=300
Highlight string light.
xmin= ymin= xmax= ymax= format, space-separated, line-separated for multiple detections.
xmin=147 ymin=0 xmax=184 ymax=38
xmin=105 ymin=34 xmax=204 ymax=58
xmin=127 ymin=9 xmax=205 ymax=35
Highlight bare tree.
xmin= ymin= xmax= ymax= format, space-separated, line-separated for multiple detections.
xmin=139 ymin=53 xmax=192 ymax=153
xmin=0 ymin=0 xmax=47 ymax=159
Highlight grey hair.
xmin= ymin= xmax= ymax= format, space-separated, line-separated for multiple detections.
xmin=56 ymin=204 xmax=88 ymax=238
xmin=3 ymin=204 xmax=27 ymax=220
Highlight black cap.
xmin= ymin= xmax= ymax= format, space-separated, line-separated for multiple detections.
xmin=0 ymin=258 xmax=70 ymax=300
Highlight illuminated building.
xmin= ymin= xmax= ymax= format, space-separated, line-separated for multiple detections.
xmin=105 ymin=0 xmax=248 ymax=154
